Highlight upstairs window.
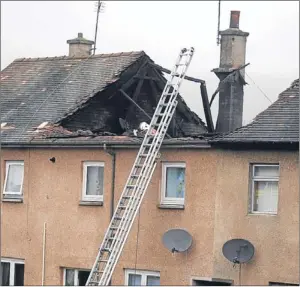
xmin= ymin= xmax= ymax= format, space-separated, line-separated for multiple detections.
xmin=82 ymin=162 xmax=104 ymax=202
xmin=1 ymin=258 xmax=24 ymax=286
xmin=3 ymin=161 xmax=24 ymax=198
xmin=63 ymin=268 xmax=90 ymax=286
xmin=161 ymin=162 xmax=186 ymax=206
xmin=125 ymin=269 xmax=160 ymax=286
xmin=250 ymin=164 xmax=279 ymax=214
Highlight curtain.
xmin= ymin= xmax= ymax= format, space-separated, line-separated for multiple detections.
xmin=128 ymin=274 xmax=142 ymax=286
xmin=254 ymin=181 xmax=278 ymax=212
xmin=165 ymin=167 xmax=185 ymax=198
xmin=6 ymin=164 xmax=24 ymax=193
xmin=65 ymin=269 xmax=75 ymax=286
xmin=147 ymin=276 xmax=160 ymax=286
xmin=86 ymin=166 xmax=104 ymax=196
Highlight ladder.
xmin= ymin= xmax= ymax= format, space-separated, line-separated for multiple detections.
xmin=86 ymin=47 xmax=195 ymax=286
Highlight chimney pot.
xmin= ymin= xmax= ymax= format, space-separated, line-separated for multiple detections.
xmin=230 ymin=11 xmax=240 ymax=29
xmin=78 ymin=32 xmax=83 ymax=38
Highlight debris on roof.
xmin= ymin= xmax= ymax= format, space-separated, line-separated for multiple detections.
xmin=1 ymin=51 xmax=207 ymax=145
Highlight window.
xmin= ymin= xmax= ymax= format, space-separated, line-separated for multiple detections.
xmin=3 ymin=161 xmax=24 ymax=198
xmin=1 ymin=258 xmax=24 ymax=286
xmin=82 ymin=162 xmax=104 ymax=202
xmin=63 ymin=268 xmax=90 ymax=286
xmin=125 ymin=269 xmax=160 ymax=286
xmin=161 ymin=162 xmax=186 ymax=206
xmin=250 ymin=164 xmax=279 ymax=214
xmin=269 ymin=282 xmax=299 ymax=286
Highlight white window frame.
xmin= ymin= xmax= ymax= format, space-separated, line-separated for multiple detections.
xmin=250 ymin=164 xmax=279 ymax=215
xmin=1 ymin=257 xmax=25 ymax=286
xmin=82 ymin=161 xmax=104 ymax=202
xmin=3 ymin=161 xmax=24 ymax=196
xmin=125 ymin=269 xmax=160 ymax=286
xmin=63 ymin=268 xmax=90 ymax=286
xmin=161 ymin=162 xmax=186 ymax=205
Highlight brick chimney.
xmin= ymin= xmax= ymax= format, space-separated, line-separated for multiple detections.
xmin=67 ymin=33 xmax=94 ymax=57
xmin=212 ymin=11 xmax=249 ymax=133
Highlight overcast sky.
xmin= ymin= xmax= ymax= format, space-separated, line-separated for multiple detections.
xmin=1 ymin=1 xmax=299 ymax=125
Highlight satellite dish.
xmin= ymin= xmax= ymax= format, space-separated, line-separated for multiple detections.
xmin=222 ymin=239 xmax=255 ymax=264
xmin=162 ymin=229 xmax=192 ymax=253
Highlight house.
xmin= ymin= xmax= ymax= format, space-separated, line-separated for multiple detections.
xmin=1 ymin=11 xmax=298 ymax=286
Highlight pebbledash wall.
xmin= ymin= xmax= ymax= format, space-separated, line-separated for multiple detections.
xmin=1 ymin=146 xmax=298 ymax=285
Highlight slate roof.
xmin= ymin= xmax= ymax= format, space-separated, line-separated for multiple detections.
xmin=211 ymin=79 xmax=299 ymax=144
xmin=0 ymin=51 xmax=206 ymax=145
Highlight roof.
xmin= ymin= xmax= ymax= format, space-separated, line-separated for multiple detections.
xmin=1 ymin=51 xmax=206 ymax=144
xmin=211 ymin=79 xmax=299 ymax=144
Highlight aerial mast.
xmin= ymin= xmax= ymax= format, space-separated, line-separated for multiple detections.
xmin=93 ymin=1 xmax=105 ymax=55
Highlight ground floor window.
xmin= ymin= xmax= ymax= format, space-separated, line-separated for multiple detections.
xmin=269 ymin=282 xmax=299 ymax=286
xmin=125 ymin=269 xmax=160 ymax=286
xmin=63 ymin=268 xmax=90 ymax=286
xmin=1 ymin=258 xmax=24 ymax=286
xmin=192 ymin=279 xmax=232 ymax=286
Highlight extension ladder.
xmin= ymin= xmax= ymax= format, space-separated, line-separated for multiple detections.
xmin=86 ymin=47 xmax=195 ymax=286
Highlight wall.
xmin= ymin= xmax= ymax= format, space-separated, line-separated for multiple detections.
xmin=1 ymin=148 xmax=298 ymax=285
xmin=0 ymin=147 xmax=217 ymax=285
xmin=212 ymin=149 xmax=299 ymax=285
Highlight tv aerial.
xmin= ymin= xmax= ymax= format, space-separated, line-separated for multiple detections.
xmin=222 ymin=238 xmax=255 ymax=285
xmin=162 ymin=229 xmax=193 ymax=254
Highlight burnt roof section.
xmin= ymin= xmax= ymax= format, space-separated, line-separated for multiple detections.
xmin=211 ymin=79 xmax=299 ymax=144
xmin=0 ymin=51 xmax=206 ymax=144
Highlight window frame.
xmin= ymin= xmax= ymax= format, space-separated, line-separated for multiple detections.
xmin=82 ymin=161 xmax=105 ymax=202
xmin=250 ymin=164 xmax=280 ymax=215
xmin=3 ymin=161 xmax=25 ymax=197
xmin=161 ymin=162 xmax=186 ymax=206
xmin=63 ymin=268 xmax=90 ymax=286
xmin=124 ymin=269 xmax=160 ymax=286
xmin=1 ymin=257 xmax=25 ymax=286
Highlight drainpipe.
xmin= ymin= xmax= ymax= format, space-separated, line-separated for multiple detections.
xmin=42 ymin=222 xmax=46 ymax=286
xmin=103 ymin=144 xmax=116 ymax=219
xmin=103 ymin=144 xmax=116 ymax=286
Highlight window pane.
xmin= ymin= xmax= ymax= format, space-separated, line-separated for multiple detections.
xmin=5 ymin=164 xmax=24 ymax=193
xmin=128 ymin=274 xmax=142 ymax=286
xmin=253 ymin=181 xmax=278 ymax=213
xmin=147 ymin=276 xmax=160 ymax=286
xmin=14 ymin=263 xmax=24 ymax=286
xmin=165 ymin=167 xmax=185 ymax=198
xmin=78 ymin=271 xmax=90 ymax=286
xmin=65 ymin=269 xmax=75 ymax=286
xmin=254 ymin=165 xmax=279 ymax=178
xmin=1 ymin=262 xmax=10 ymax=286
xmin=86 ymin=166 xmax=104 ymax=196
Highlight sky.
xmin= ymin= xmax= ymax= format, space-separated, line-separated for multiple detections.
xmin=1 ymin=1 xmax=299 ymax=126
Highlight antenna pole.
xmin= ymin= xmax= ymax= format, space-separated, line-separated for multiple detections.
xmin=93 ymin=0 xmax=102 ymax=55
xmin=217 ymin=0 xmax=221 ymax=45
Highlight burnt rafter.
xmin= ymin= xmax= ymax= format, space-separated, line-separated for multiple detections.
xmin=124 ymin=67 xmax=148 ymax=122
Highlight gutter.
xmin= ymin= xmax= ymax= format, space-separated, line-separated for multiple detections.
xmin=1 ymin=142 xmax=211 ymax=149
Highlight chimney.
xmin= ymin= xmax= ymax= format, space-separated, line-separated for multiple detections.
xmin=66 ymin=33 xmax=94 ymax=57
xmin=212 ymin=11 xmax=249 ymax=133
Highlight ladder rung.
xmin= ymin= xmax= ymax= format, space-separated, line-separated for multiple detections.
xmin=126 ymin=185 xmax=136 ymax=188
xmin=102 ymin=248 xmax=111 ymax=253
xmin=122 ymin=195 xmax=132 ymax=200
xmin=99 ymin=259 xmax=108 ymax=263
xmin=140 ymin=154 xmax=148 ymax=157
xmin=135 ymin=164 xmax=144 ymax=168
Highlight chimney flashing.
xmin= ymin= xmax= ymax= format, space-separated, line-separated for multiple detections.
xmin=219 ymin=29 xmax=249 ymax=37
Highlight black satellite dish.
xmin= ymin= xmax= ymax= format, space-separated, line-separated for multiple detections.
xmin=222 ymin=239 xmax=255 ymax=264
xmin=162 ymin=229 xmax=192 ymax=253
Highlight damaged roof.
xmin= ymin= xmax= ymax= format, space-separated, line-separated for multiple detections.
xmin=211 ymin=79 xmax=299 ymax=144
xmin=0 ymin=51 xmax=206 ymax=145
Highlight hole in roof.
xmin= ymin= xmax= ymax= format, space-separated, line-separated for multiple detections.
xmin=37 ymin=122 xmax=49 ymax=129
